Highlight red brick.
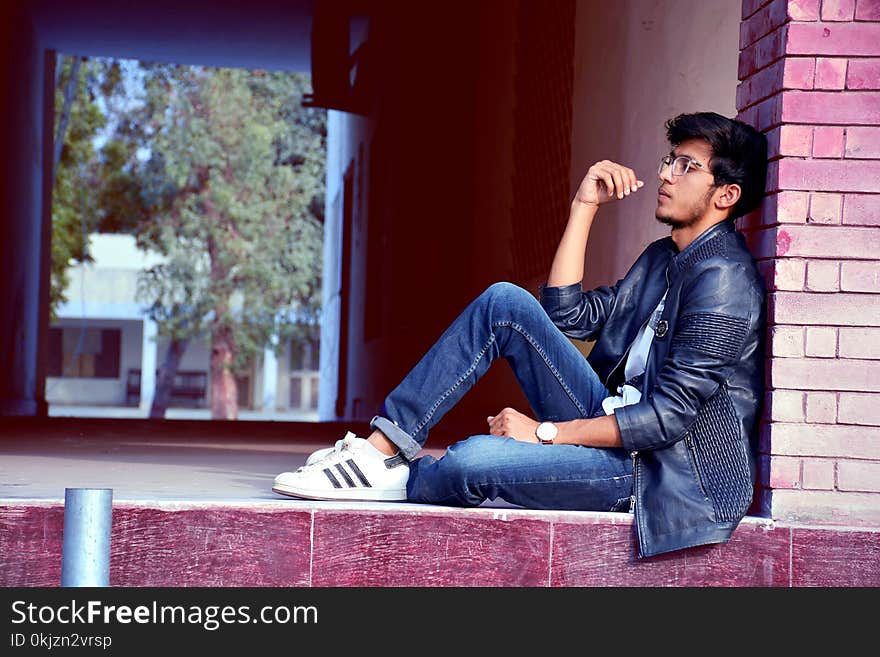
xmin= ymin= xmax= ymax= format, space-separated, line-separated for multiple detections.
xmin=845 ymin=126 xmax=880 ymax=158
xmin=791 ymin=527 xmax=880 ymax=586
xmin=804 ymin=325 xmax=838 ymax=354
xmin=769 ymin=389 xmax=806 ymax=420
xmin=770 ymin=325 xmax=805 ymax=356
xmin=843 ymin=193 xmax=880 ymax=225
xmin=769 ymin=292 xmax=880 ymax=326
xmin=814 ymin=57 xmax=848 ymax=88
xmin=837 ymin=460 xmax=880 ymax=492
xmin=778 ymin=225 xmax=879 ymax=258
xmin=739 ymin=24 xmax=789 ymax=79
xmin=787 ymin=22 xmax=880 ymax=56
xmin=767 ymin=124 xmax=813 ymax=157
xmin=821 ymin=0 xmax=857 ymax=20
xmin=110 ymin=507 xmax=313 ymax=586
xmin=770 ymin=357 xmax=880 ymax=391
xmin=767 ymin=421 xmax=880 ymax=458
xmin=811 ymin=126 xmax=845 ymax=157
xmin=807 ymin=192 xmax=842 ymax=222
xmin=840 ymin=260 xmax=880 ymax=292
xmin=838 ymin=392 xmax=880 ymax=424
xmin=744 ymin=0 xmax=775 ymax=20
xmin=804 ymin=391 xmax=838 ymax=421
xmin=777 ymin=158 xmax=880 ymax=192
xmin=855 ymin=0 xmax=880 ymax=20
xmin=781 ymin=90 xmax=880 ymax=125
xmin=738 ymin=59 xmax=817 ymax=109
xmin=312 ymin=510 xmax=550 ymax=586
xmin=757 ymin=94 xmax=784 ymax=131
xmin=737 ymin=192 xmax=807 ymax=230
xmin=737 ymin=64 xmax=783 ymax=109
xmin=783 ymin=56 xmax=817 ymax=88
xmin=742 ymin=191 xmax=811 ymax=230
xmin=847 ymin=59 xmax=880 ymax=89
xmin=770 ymin=454 xmax=803 ymax=487
xmin=551 ymin=516 xmax=791 ymax=586
xmin=805 ymin=259 xmax=840 ymax=291
xmin=773 ymin=489 xmax=880 ymax=525
xmin=742 ymin=0 xmax=793 ymax=49
xmin=789 ymin=0 xmax=822 ymax=20
xmin=838 ymin=327 xmax=880 ymax=358
xmin=775 ymin=257 xmax=808 ymax=289
xmin=772 ymin=291 xmax=880 ymax=326
xmin=802 ymin=458 xmax=836 ymax=488
xmin=778 ymin=191 xmax=810 ymax=222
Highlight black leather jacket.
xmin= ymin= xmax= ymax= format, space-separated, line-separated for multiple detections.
xmin=539 ymin=219 xmax=766 ymax=558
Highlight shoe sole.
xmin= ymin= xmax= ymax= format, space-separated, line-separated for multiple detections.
xmin=272 ymin=483 xmax=407 ymax=502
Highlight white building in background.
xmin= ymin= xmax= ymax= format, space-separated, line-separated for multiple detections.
xmin=47 ymin=233 xmax=319 ymax=420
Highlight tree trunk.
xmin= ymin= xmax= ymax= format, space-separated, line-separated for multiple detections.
xmin=210 ymin=325 xmax=238 ymax=420
xmin=149 ymin=337 xmax=189 ymax=419
xmin=53 ymin=56 xmax=82 ymax=189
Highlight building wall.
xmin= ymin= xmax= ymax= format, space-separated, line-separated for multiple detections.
xmin=570 ymin=0 xmax=742 ymax=294
xmin=46 ymin=318 xmax=142 ymax=405
xmin=737 ymin=0 xmax=880 ymax=525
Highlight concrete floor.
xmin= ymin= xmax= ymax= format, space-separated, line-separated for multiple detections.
xmin=0 ymin=418 xmax=450 ymax=504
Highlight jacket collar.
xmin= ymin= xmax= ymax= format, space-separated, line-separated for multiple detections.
xmin=667 ymin=218 xmax=736 ymax=277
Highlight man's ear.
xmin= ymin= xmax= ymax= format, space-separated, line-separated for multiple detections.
xmin=714 ymin=183 xmax=742 ymax=213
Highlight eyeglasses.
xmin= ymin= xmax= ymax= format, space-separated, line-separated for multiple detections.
xmin=658 ymin=154 xmax=713 ymax=178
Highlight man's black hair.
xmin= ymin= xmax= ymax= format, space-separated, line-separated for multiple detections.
xmin=665 ymin=112 xmax=769 ymax=219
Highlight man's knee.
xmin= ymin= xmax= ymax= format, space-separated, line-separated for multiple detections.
xmin=437 ymin=435 xmax=502 ymax=481
xmin=480 ymin=281 xmax=538 ymax=310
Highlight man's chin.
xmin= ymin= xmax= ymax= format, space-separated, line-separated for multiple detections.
xmin=655 ymin=212 xmax=697 ymax=229
xmin=655 ymin=213 xmax=681 ymax=228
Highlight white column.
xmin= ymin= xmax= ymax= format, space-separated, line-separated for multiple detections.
xmin=139 ymin=318 xmax=157 ymax=415
xmin=262 ymin=344 xmax=278 ymax=413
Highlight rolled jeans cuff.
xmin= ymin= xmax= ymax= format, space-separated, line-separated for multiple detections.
xmin=370 ymin=415 xmax=422 ymax=461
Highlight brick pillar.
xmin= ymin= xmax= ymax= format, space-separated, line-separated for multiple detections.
xmin=737 ymin=0 xmax=880 ymax=526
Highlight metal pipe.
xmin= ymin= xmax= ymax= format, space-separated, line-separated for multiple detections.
xmin=61 ymin=488 xmax=113 ymax=587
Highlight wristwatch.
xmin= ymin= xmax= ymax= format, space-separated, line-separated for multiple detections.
xmin=536 ymin=421 xmax=558 ymax=445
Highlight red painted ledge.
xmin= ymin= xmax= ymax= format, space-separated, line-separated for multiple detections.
xmin=2 ymin=501 xmax=878 ymax=587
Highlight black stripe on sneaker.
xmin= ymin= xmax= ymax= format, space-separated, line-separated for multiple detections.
xmin=346 ymin=459 xmax=371 ymax=487
xmin=334 ymin=463 xmax=356 ymax=488
xmin=323 ymin=468 xmax=342 ymax=488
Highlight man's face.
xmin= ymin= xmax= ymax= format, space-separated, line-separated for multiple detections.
xmin=655 ymin=138 xmax=719 ymax=229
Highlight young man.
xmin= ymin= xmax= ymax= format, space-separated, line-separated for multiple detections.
xmin=273 ymin=112 xmax=768 ymax=558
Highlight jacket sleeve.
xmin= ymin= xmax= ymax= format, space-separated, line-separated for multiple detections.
xmin=539 ymin=280 xmax=621 ymax=341
xmin=614 ymin=259 xmax=760 ymax=453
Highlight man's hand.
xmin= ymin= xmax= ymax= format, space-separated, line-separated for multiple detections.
xmin=487 ymin=407 xmax=540 ymax=443
xmin=574 ymin=160 xmax=644 ymax=207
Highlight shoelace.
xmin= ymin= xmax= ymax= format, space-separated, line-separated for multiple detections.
xmin=298 ymin=432 xmax=360 ymax=472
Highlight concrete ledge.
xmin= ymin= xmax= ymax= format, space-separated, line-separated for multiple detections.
xmin=2 ymin=500 xmax=878 ymax=587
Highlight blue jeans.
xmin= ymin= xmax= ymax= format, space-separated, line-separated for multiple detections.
xmin=370 ymin=282 xmax=633 ymax=512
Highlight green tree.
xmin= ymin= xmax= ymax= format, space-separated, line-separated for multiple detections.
xmin=50 ymin=55 xmax=123 ymax=320
xmin=120 ymin=64 xmax=325 ymax=419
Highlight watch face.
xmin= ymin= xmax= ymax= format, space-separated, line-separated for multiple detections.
xmin=537 ymin=422 xmax=557 ymax=441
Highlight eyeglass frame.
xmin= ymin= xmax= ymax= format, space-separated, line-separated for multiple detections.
xmin=658 ymin=153 xmax=714 ymax=179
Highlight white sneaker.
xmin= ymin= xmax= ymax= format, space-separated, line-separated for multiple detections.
xmin=303 ymin=432 xmax=352 ymax=467
xmin=273 ymin=432 xmax=409 ymax=501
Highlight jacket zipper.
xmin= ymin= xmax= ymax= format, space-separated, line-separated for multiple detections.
xmin=630 ymin=449 xmax=643 ymax=558
xmin=605 ymin=269 xmax=671 ymax=391
xmin=684 ymin=435 xmax=711 ymax=502
xmin=629 ymin=450 xmax=637 ymax=514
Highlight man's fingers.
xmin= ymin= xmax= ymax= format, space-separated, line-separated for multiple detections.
xmin=625 ymin=167 xmax=638 ymax=193
xmin=601 ymin=172 xmax=615 ymax=197
xmin=612 ymin=168 xmax=626 ymax=199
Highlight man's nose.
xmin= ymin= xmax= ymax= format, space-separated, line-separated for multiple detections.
xmin=658 ymin=164 xmax=674 ymax=184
